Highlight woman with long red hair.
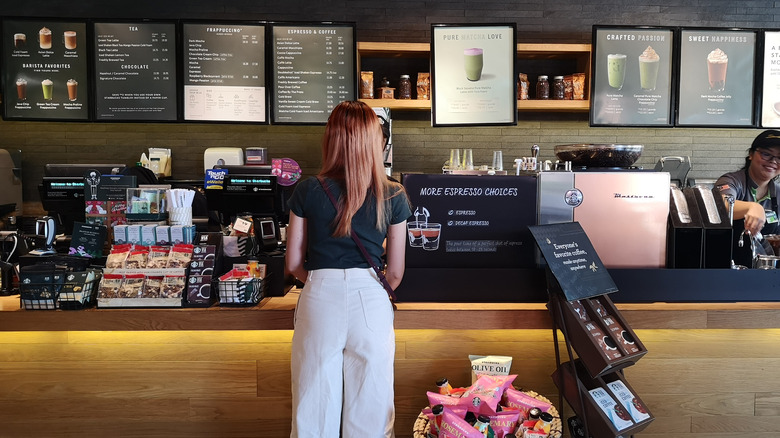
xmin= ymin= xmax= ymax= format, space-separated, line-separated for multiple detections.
xmin=286 ymin=101 xmax=411 ymax=438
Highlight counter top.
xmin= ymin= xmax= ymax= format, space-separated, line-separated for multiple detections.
xmin=3 ymin=291 xmax=780 ymax=331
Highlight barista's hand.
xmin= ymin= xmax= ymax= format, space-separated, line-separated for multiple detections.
xmin=744 ymin=202 xmax=767 ymax=235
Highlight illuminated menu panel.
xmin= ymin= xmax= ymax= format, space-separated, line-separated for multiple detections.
xmin=93 ymin=21 xmax=178 ymax=121
xmin=2 ymin=19 xmax=89 ymax=120
xmin=182 ymin=23 xmax=266 ymax=122
xmin=270 ymin=23 xmax=355 ymax=124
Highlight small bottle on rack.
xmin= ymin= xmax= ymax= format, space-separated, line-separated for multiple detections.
xmin=435 ymin=377 xmax=453 ymax=395
xmin=378 ymin=76 xmax=395 ymax=99
xmin=552 ymin=75 xmax=565 ymax=100
xmin=536 ymin=75 xmax=550 ymax=99
xmin=398 ymin=74 xmax=412 ymax=99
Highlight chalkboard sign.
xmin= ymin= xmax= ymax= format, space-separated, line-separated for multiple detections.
xmin=528 ymin=222 xmax=618 ymax=301
xmin=93 ymin=21 xmax=178 ymax=121
xmin=402 ymin=174 xmax=537 ymax=269
xmin=2 ymin=18 xmax=90 ymax=120
xmin=182 ymin=22 xmax=267 ymax=123
xmin=270 ymin=22 xmax=356 ymax=124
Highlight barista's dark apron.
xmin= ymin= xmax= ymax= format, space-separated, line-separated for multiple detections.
xmin=731 ymin=168 xmax=779 ymax=267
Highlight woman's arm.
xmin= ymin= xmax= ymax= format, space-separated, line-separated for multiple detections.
xmin=732 ymin=200 xmax=767 ymax=235
xmin=383 ymin=220 xmax=407 ymax=290
xmin=285 ymin=212 xmax=308 ymax=283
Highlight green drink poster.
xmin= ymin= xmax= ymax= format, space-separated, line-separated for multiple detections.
xmin=590 ymin=26 xmax=674 ymax=127
xmin=676 ymin=28 xmax=757 ymax=127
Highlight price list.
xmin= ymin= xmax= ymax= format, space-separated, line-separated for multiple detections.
xmin=93 ymin=22 xmax=178 ymax=121
xmin=271 ymin=24 xmax=355 ymax=124
xmin=183 ymin=23 xmax=266 ymax=122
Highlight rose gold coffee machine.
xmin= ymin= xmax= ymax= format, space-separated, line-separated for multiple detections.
xmin=538 ymin=170 xmax=671 ymax=268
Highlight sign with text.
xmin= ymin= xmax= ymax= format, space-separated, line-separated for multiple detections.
xmin=270 ymin=23 xmax=355 ymax=124
xmin=431 ymin=23 xmax=517 ymax=126
xmin=529 ymin=222 xmax=618 ymax=301
xmin=402 ymin=174 xmax=536 ymax=269
xmin=93 ymin=21 xmax=178 ymax=121
xmin=677 ymin=28 xmax=757 ymax=127
xmin=182 ymin=22 xmax=267 ymax=123
xmin=590 ymin=26 xmax=674 ymax=127
xmin=761 ymin=31 xmax=780 ymax=128
xmin=2 ymin=18 xmax=90 ymax=120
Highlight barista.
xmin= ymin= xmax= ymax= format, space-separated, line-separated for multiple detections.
xmin=716 ymin=130 xmax=780 ymax=266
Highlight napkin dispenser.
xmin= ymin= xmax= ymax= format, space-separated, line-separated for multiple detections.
xmin=203 ymin=147 xmax=244 ymax=172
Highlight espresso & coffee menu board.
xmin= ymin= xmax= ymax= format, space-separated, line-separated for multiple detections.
xmin=182 ymin=23 xmax=267 ymax=123
xmin=761 ymin=31 xmax=780 ymax=128
xmin=93 ymin=22 xmax=178 ymax=121
xmin=590 ymin=26 xmax=674 ymax=127
xmin=2 ymin=19 xmax=89 ymax=120
xmin=677 ymin=28 xmax=757 ymax=127
xmin=270 ymin=23 xmax=355 ymax=124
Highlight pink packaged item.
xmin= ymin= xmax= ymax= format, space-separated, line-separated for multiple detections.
xmin=502 ymin=388 xmax=552 ymax=421
xmin=422 ymin=405 xmax=467 ymax=435
xmin=438 ymin=410 xmax=484 ymax=438
xmin=487 ymin=410 xmax=521 ymax=438
xmin=460 ymin=374 xmax=517 ymax=416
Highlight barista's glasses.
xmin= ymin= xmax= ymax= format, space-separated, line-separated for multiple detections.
xmin=757 ymin=149 xmax=780 ymax=165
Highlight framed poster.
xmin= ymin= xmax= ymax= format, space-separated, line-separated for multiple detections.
xmin=269 ymin=22 xmax=356 ymax=125
xmin=761 ymin=31 xmax=780 ymax=127
xmin=676 ymin=28 xmax=758 ymax=127
xmin=2 ymin=18 xmax=90 ymax=121
xmin=431 ymin=23 xmax=517 ymax=127
xmin=590 ymin=26 xmax=675 ymax=127
xmin=182 ymin=22 xmax=267 ymax=123
xmin=93 ymin=21 xmax=179 ymax=121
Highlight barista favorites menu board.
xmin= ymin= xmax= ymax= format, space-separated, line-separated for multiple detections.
xmin=270 ymin=23 xmax=355 ymax=124
xmin=182 ymin=23 xmax=267 ymax=123
xmin=590 ymin=26 xmax=674 ymax=127
xmin=93 ymin=22 xmax=178 ymax=121
xmin=2 ymin=19 xmax=89 ymax=120
xmin=677 ymin=28 xmax=757 ymax=127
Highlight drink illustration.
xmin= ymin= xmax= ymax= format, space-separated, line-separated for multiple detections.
xmin=464 ymin=48 xmax=484 ymax=81
xmin=41 ymin=79 xmax=53 ymax=101
xmin=638 ymin=46 xmax=660 ymax=91
xmin=408 ymin=206 xmax=442 ymax=251
xmin=607 ymin=54 xmax=627 ymax=90
xmin=38 ymin=27 xmax=52 ymax=50
xmin=67 ymin=79 xmax=78 ymax=101
xmin=64 ymin=31 xmax=77 ymax=50
xmin=707 ymin=48 xmax=728 ymax=92
xmin=421 ymin=223 xmax=442 ymax=251
xmin=13 ymin=33 xmax=26 ymax=49
xmin=16 ymin=79 xmax=27 ymax=101
xmin=407 ymin=221 xmax=423 ymax=247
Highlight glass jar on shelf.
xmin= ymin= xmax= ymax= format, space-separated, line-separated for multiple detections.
xmin=536 ymin=75 xmax=550 ymax=100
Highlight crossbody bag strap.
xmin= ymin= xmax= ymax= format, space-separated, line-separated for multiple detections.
xmin=316 ymin=176 xmax=397 ymax=302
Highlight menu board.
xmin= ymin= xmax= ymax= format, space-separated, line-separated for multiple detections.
xmin=270 ymin=23 xmax=355 ymax=124
xmin=677 ymin=28 xmax=757 ymax=127
xmin=2 ymin=19 xmax=89 ymax=120
xmin=590 ymin=26 xmax=674 ymax=127
xmin=431 ymin=24 xmax=517 ymax=127
xmin=182 ymin=23 xmax=267 ymax=123
xmin=762 ymin=32 xmax=780 ymax=127
xmin=93 ymin=22 xmax=178 ymax=121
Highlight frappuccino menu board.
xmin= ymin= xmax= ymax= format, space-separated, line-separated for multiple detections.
xmin=590 ymin=27 xmax=674 ymax=127
xmin=270 ymin=24 xmax=355 ymax=124
xmin=677 ymin=29 xmax=757 ymax=127
xmin=761 ymin=32 xmax=780 ymax=128
xmin=182 ymin=23 xmax=266 ymax=122
xmin=3 ymin=19 xmax=89 ymax=120
xmin=93 ymin=22 xmax=178 ymax=121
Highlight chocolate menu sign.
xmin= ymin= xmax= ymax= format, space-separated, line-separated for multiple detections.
xmin=182 ymin=23 xmax=267 ymax=123
xmin=270 ymin=23 xmax=355 ymax=124
xmin=677 ymin=28 xmax=757 ymax=127
xmin=2 ymin=19 xmax=89 ymax=120
xmin=590 ymin=26 xmax=674 ymax=127
xmin=528 ymin=222 xmax=618 ymax=301
xmin=402 ymin=174 xmax=537 ymax=269
xmin=93 ymin=22 xmax=178 ymax=121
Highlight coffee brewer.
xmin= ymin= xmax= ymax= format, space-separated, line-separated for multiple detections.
xmin=28 ymin=216 xmax=56 ymax=256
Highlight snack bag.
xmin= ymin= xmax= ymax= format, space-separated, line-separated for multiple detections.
xmin=460 ymin=374 xmax=516 ymax=416
xmin=502 ymin=388 xmax=551 ymax=421
xmin=438 ymin=410 xmax=484 ymax=438
xmin=486 ymin=410 xmax=521 ymax=438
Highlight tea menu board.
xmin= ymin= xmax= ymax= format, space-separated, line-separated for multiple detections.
xmin=677 ymin=28 xmax=757 ymax=127
xmin=182 ymin=23 xmax=267 ymax=123
xmin=270 ymin=23 xmax=355 ymax=124
xmin=590 ymin=26 xmax=674 ymax=127
xmin=2 ymin=19 xmax=89 ymax=120
xmin=761 ymin=32 xmax=780 ymax=128
xmin=93 ymin=22 xmax=178 ymax=121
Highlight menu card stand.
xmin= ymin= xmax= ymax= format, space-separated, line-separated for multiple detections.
xmin=528 ymin=223 xmax=654 ymax=438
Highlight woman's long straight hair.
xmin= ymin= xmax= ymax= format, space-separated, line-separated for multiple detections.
xmin=319 ymin=101 xmax=389 ymax=237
